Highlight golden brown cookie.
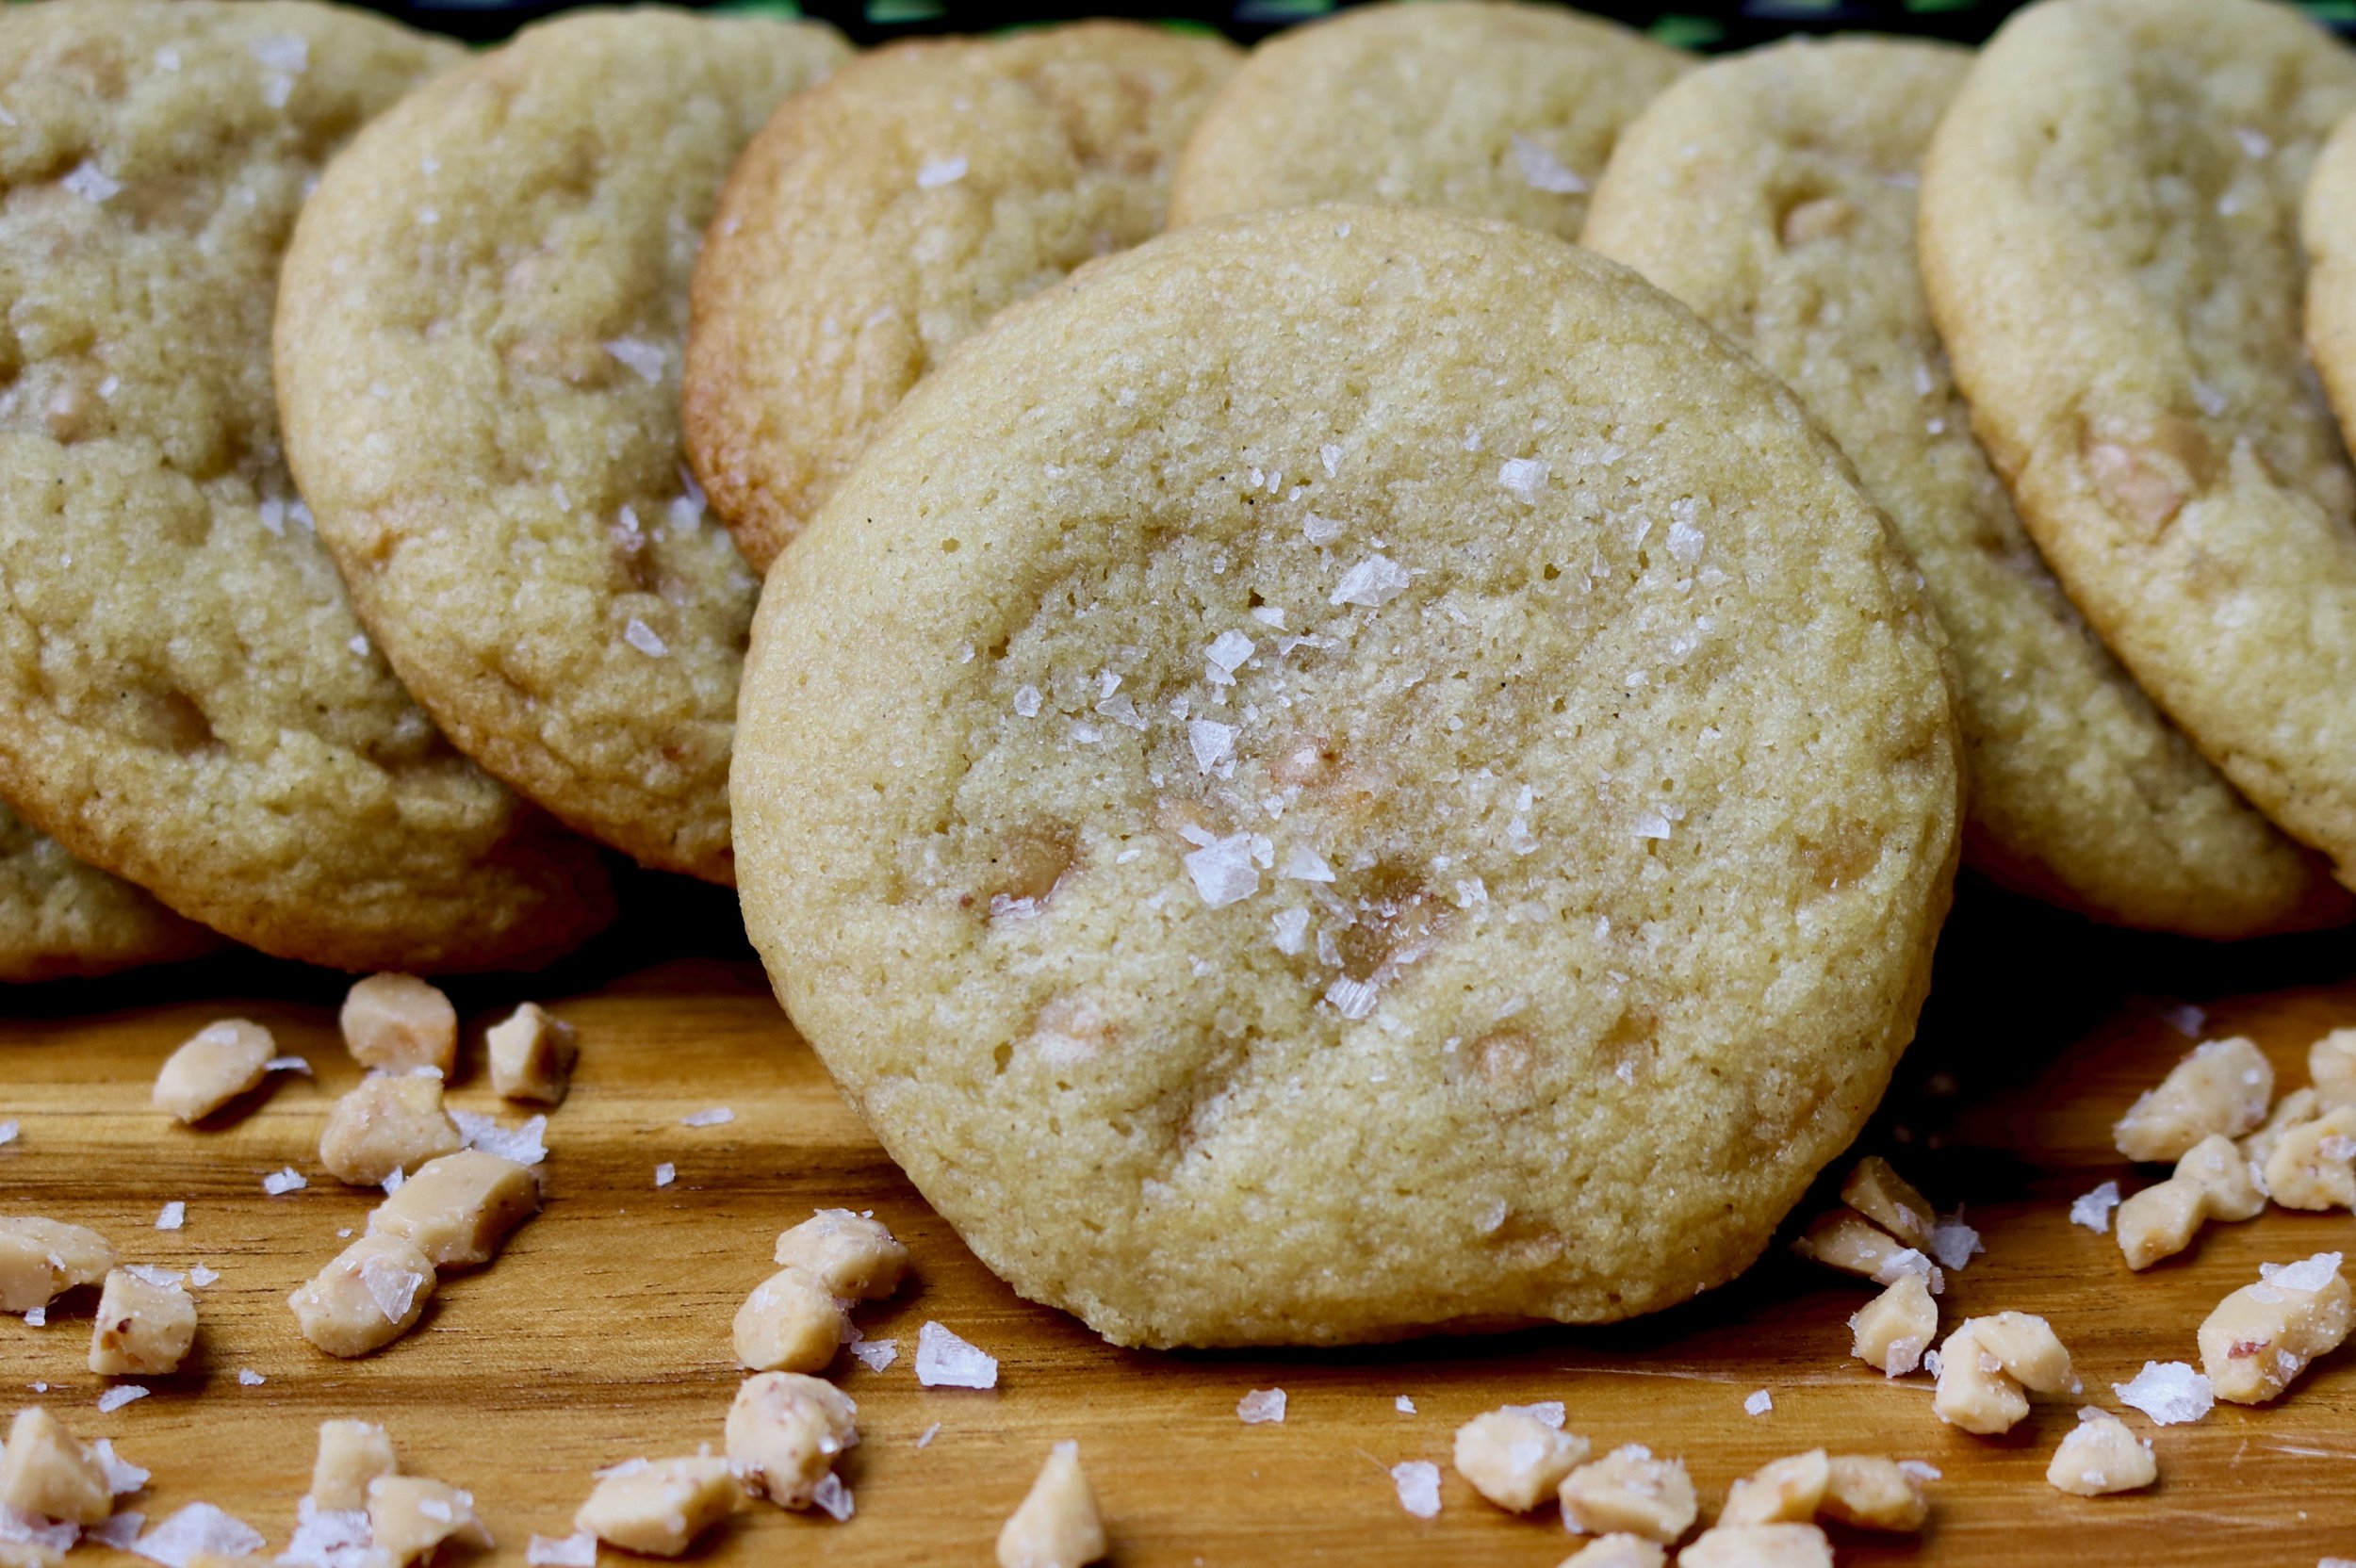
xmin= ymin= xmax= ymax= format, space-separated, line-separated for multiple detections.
xmin=1168 ymin=0 xmax=1687 ymax=242
xmin=733 ymin=205 xmax=1962 ymax=1348
xmin=682 ymin=21 xmax=1238 ymax=573
xmin=1921 ymin=0 xmax=2356 ymax=890
xmin=0 ymin=802 xmax=219 ymax=984
xmin=0 ymin=0 xmax=613 ymax=972
xmin=277 ymin=8 xmax=848 ymax=884
xmin=1583 ymin=35 xmax=2348 ymax=938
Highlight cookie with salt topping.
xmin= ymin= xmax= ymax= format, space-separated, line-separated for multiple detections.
xmin=0 ymin=802 xmax=219 ymax=984
xmin=277 ymin=8 xmax=848 ymax=884
xmin=0 ymin=0 xmax=613 ymax=972
xmin=1920 ymin=0 xmax=2356 ymax=891
xmin=682 ymin=21 xmax=1238 ymax=574
xmin=1167 ymin=0 xmax=1687 ymax=242
xmin=732 ymin=204 xmax=1962 ymax=1348
xmin=1583 ymin=36 xmax=2348 ymax=938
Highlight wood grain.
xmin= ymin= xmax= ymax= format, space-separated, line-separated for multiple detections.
xmin=5 ymin=876 xmax=2356 ymax=1566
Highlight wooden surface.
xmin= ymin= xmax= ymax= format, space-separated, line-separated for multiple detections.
xmin=7 ymin=874 xmax=2356 ymax=1566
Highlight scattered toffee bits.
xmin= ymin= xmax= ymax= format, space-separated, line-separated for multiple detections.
xmin=1452 ymin=1406 xmax=1587 ymax=1512
xmin=486 ymin=1003 xmax=577 ymax=1105
xmin=1933 ymin=1315 xmax=2078 ymax=1435
xmin=727 ymin=1373 xmax=857 ymax=1510
xmin=2199 ymin=1251 xmax=2352 ymax=1405
xmin=2116 ymin=1134 xmax=2264 ymax=1268
xmin=575 ymin=1456 xmax=741 ymax=1557
xmin=2046 ymin=1409 xmax=2156 ymax=1496
xmin=996 ymin=1442 xmax=1106 ymax=1568
xmin=1850 ymin=1273 xmax=1937 ymax=1377
xmin=319 ymin=1073 xmax=464 ymax=1186
xmin=340 ymin=975 xmax=459 ymax=1076
xmin=0 ymin=1218 xmax=115 ymax=1313
xmin=288 ymin=1234 xmax=436 ymax=1358
xmin=2113 ymin=1037 xmax=2273 ymax=1163
xmin=1558 ymin=1446 xmax=1695 ymax=1544
xmin=88 ymin=1268 xmax=195 ymax=1376
xmin=153 ymin=1021 xmax=277 ymax=1124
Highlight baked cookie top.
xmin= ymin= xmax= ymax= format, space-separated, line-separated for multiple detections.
xmin=277 ymin=8 xmax=848 ymax=886
xmin=1583 ymin=36 xmax=2348 ymax=939
xmin=733 ymin=205 xmax=1962 ymax=1348
xmin=682 ymin=21 xmax=1238 ymax=573
xmin=0 ymin=802 xmax=218 ymax=985
xmin=0 ymin=0 xmax=614 ymax=972
xmin=1920 ymin=0 xmax=2356 ymax=890
xmin=1167 ymin=0 xmax=1686 ymax=242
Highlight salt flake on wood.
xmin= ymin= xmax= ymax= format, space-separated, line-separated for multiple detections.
xmin=2070 ymin=1181 xmax=2121 ymax=1233
xmin=92 ymin=1439 xmax=148 ymax=1494
xmin=2113 ymin=1362 xmax=2214 ymax=1426
xmin=0 ymin=1506 xmax=79 ymax=1553
xmin=1928 ymin=1212 xmax=1983 ymax=1271
xmin=1498 ymin=1401 xmax=1563 ymax=1429
xmin=810 ymin=1473 xmax=853 ymax=1522
xmin=527 ymin=1533 xmax=597 ymax=1568
xmin=263 ymin=1168 xmax=307 ymax=1195
xmin=654 ymin=1163 xmax=675 ymax=1188
xmin=98 ymin=1385 xmax=148 ymax=1413
xmin=88 ymin=1512 xmax=142 ymax=1551
xmin=1743 ymin=1389 xmax=1773 ymax=1416
xmin=155 ymin=1201 xmax=185 ymax=1231
xmin=1236 ymin=1388 xmax=1286 ymax=1425
xmin=132 ymin=1503 xmax=263 ymax=1567
xmin=915 ymin=1321 xmax=997 ymax=1389
xmin=849 ymin=1337 xmax=899 ymax=1373
xmin=453 ymin=1110 xmax=548 ymax=1165
xmin=1390 ymin=1461 xmax=1441 ymax=1518
xmin=681 ymin=1107 xmax=734 ymax=1128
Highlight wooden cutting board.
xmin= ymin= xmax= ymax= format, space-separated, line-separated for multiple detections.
xmin=5 ymin=876 xmax=2354 ymax=1566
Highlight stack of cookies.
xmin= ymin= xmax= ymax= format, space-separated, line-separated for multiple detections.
xmin=4 ymin=0 xmax=2354 ymax=1348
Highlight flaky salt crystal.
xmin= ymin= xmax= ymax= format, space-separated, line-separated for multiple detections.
xmin=1396 ymin=1396 xmax=1415 ymax=1414
xmin=133 ymin=1503 xmax=263 ymax=1567
xmin=654 ymin=1163 xmax=675 ymax=1187
xmin=265 ymin=1055 xmax=310 ymax=1075
xmin=602 ymin=337 xmax=666 ymax=384
xmin=916 ymin=155 xmax=967 ymax=188
xmin=527 ymin=1534 xmax=597 ymax=1568
xmin=1270 ymin=907 xmax=1310 ymax=956
xmin=2070 ymin=1180 xmax=2120 ymax=1233
xmin=89 ymin=1512 xmax=142 ymax=1550
xmin=915 ymin=1321 xmax=997 ymax=1389
xmin=263 ymin=1168 xmax=307 ymax=1196
xmin=681 ymin=1107 xmax=734 ymax=1128
xmin=2263 ymin=1252 xmax=2345 ymax=1295
xmin=1497 ymin=458 xmax=1548 ymax=503
xmin=849 ymin=1336 xmax=898 ymax=1373
xmin=155 ymin=1201 xmax=185 ymax=1231
xmin=359 ymin=1256 xmax=423 ymax=1323
xmin=276 ymin=1497 xmax=370 ymax=1568
xmin=1319 ymin=443 xmax=1343 ymax=477
xmin=1507 ymin=816 xmax=1541 ymax=853
xmin=1303 ymin=513 xmax=1344 ymax=546
xmin=1206 ymin=630 xmax=1254 ymax=675
xmin=1013 ymin=685 xmax=1042 ymax=717
xmin=1330 ymin=554 xmax=1410 ymax=608
xmin=249 ymin=34 xmax=307 ymax=73
xmin=63 ymin=159 xmax=120 ymax=203
xmin=1928 ymin=1213 xmax=1983 ymax=1271
xmin=0 ymin=1506 xmax=79 ymax=1553
xmin=1666 ymin=517 xmax=1704 ymax=564
xmin=1510 ymin=133 xmax=1586 ymax=194
xmin=1282 ymin=845 xmax=1333 ymax=883
xmin=1236 ymin=1388 xmax=1286 ymax=1425
xmin=594 ymin=1460 xmax=649 ymax=1481
xmin=2113 ymin=1362 xmax=2213 ymax=1426
xmin=1390 ymin=1461 xmax=1441 ymax=1519
xmin=1631 ymin=810 xmax=1672 ymax=841
xmin=382 ymin=1168 xmax=404 ymax=1196
xmin=24 ymin=1308 xmax=42 ymax=1327
xmin=237 ymin=1369 xmax=263 ymax=1386
xmin=1324 ymin=976 xmax=1380 ymax=1021
xmin=623 ymin=617 xmax=667 ymax=657
xmin=0 ymin=1121 xmax=18 ymax=1147
xmin=1185 ymin=833 xmax=1260 ymax=909
xmin=453 ymin=1110 xmax=548 ymax=1165
xmin=1498 ymin=1401 xmax=1563 ymax=1429
xmin=188 ymin=1265 xmax=218 ymax=1288
xmin=93 ymin=1439 xmax=148 ymax=1494
xmin=811 ymin=1473 xmax=854 ymax=1522
xmin=124 ymin=1265 xmax=182 ymax=1289
xmin=1187 ymin=719 xmax=1236 ymax=773
xmin=1898 ymin=1460 xmax=1939 ymax=1481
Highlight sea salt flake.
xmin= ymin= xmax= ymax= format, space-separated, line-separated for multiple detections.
xmin=124 ymin=1265 xmax=182 ymax=1289
xmin=1303 ymin=513 xmax=1345 ymax=546
xmin=453 ymin=1110 xmax=547 ymax=1165
xmin=1666 ymin=515 xmax=1704 ymax=564
xmin=0 ymin=1121 xmax=16 ymax=1147
xmin=133 ymin=1497 xmax=262 ymax=1554
xmin=98 ymin=1386 xmax=150 ymax=1414
xmin=249 ymin=34 xmax=307 ymax=74
xmin=237 ymin=1369 xmax=264 ymax=1386
xmin=263 ymin=1168 xmax=307 ymax=1196
xmin=1319 ymin=443 xmax=1343 ymax=477
xmin=1632 ymin=809 xmax=1673 ymax=841
xmin=602 ymin=337 xmax=666 ymax=384
xmin=277 ymin=1498 xmax=373 ymax=1568
xmin=382 ymin=1168 xmax=404 ymax=1197
xmin=915 ymin=1321 xmax=997 ymax=1389
xmin=654 ymin=1163 xmax=675 ymax=1187
xmin=1185 ymin=833 xmax=1261 ymax=909
xmin=1270 ymin=907 xmax=1310 ymax=956
xmin=1390 ymin=1461 xmax=1441 ymax=1519
xmin=1013 ymin=685 xmax=1042 ymax=718
xmin=849 ymin=1337 xmax=899 ymax=1373
xmin=1928 ymin=1212 xmax=1983 ymax=1271
xmin=91 ymin=1439 xmax=148 ymax=1495
xmin=64 ymin=159 xmax=121 ymax=203
xmin=915 ymin=155 xmax=968 ymax=188
xmin=2070 ymin=1180 xmax=2121 ymax=1233
xmin=23 ymin=1308 xmax=42 ymax=1328
xmin=1898 ymin=1460 xmax=1939 ymax=1481
xmin=358 ymin=1256 xmax=423 ymax=1323
xmin=810 ymin=1473 xmax=854 ymax=1522
xmin=2262 ymin=1251 xmax=2345 ymax=1295
xmin=1331 ymin=554 xmax=1410 ymax=608
xmin=1507 ymin=816 xmax=1540 ymax=854
xmin=0 ymin=1507 xmax=78 ymax=1554
xmin=265 ymin=1055 xmax=311 ymax=1075
xmin=1743 ymin=1389 xmax=1773 ymax=1416
xmin=155 ymin=1201 xmax=185 ymax=1231
xmin=594 ymin=1460 xmax=649 ymax=1482
xmin=2233 ymin=126 xmax=2272 ymax=158
xmin=1235 ymin=1388 xmax=1287 ymax=1425
xmin=1324 ymin=975 xmax=1380 ymax=1021
xmin=1282 ymin=845 xmax=1334 ymax=883
xmin=681 ymin=1106 xmax=735 ymax=1128
xmin=1187 ymin=719 xmax=1236 ymax=774
xmin=2114 ymin=1361 xmax=2214 ymax=1426
xmin=1497 ymin=458 xmax=1549 ymax=503
xmin=1510 ymin=133 xmax=1587 ymax=194
xmin=188 ymin=1265 xmax=218 ymax=1288
xmin=623 ymin=617 xmax=667 ymax=657
xmin=1499 ymin=1401 xmax=1563 ymax=1429
xmin=526 ymin=1533 xmax=597 ymax=1568
xmin=89 ymin=1512 xmax=142 ymax=1551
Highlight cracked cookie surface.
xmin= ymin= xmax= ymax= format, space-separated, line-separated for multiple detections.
xmin=0 ymin=0 xmax=613 ymax=971
xmin=733 ymin=205 xmax=1962 ymax=1348
xmin=278 ymin=8 xmax=848 ymax=884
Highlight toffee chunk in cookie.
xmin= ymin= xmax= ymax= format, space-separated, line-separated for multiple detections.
xmin=0 ymin=0 xmax=613 ymax=972
xmin=1168 ymin=0 xmax=1686 ymax=243
xmin=1583 ymin=36 xmax=2348 ymax=938
xmin=278 ymin=8 xmax=849 ymax=884
xmin=1920 ymin=0 xmax=2356 ymax=890
xmin=0 ymin=803 xmax=219 ymax=984
xmin=682 ymin=21 xmax=1238 ymax=573
xmin=732 ymin=205 xmax=1962 ymax=1348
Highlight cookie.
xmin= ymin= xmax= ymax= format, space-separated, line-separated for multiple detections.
xmin=732 ymin=204 xmax=1963 ymax=1348
xmin=1920 ymin=0 xmax=2356 ymax=890
xmin=682 ymin=22 xmax=1238 ymax=573
xmin=0 ymin=803 xmax=218 ymax=984
xmin=276 ymin=9 xmax=848 ymax=886
xmin=1583 ymin=37 xmax=2348 ymax=938
xmin=0 ymin=0 xmax=614 ymax=972
xmin=1166 ymin=0 xmax=1686 ymax=243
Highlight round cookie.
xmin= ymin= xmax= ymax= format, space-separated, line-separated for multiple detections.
xmin=1166 ymin=0 xmax=1687 ymax=242
xmin=682 ymin=22 xmax=1238 ymax=574
xmin=1920 ymin=0 xmax=2356 ymax=890
xmin=0 ymin=803 xmax=219 ymax=984
xmin=276 ymin=9 xmax=849 ymax=885
xmin=0 ymin=0 xmax=614 ymax=972
xmin=1583 ymin=37 xmax=2348 ymax=939
xmin=733 ymin=204 xmax=1964 ymax=1348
